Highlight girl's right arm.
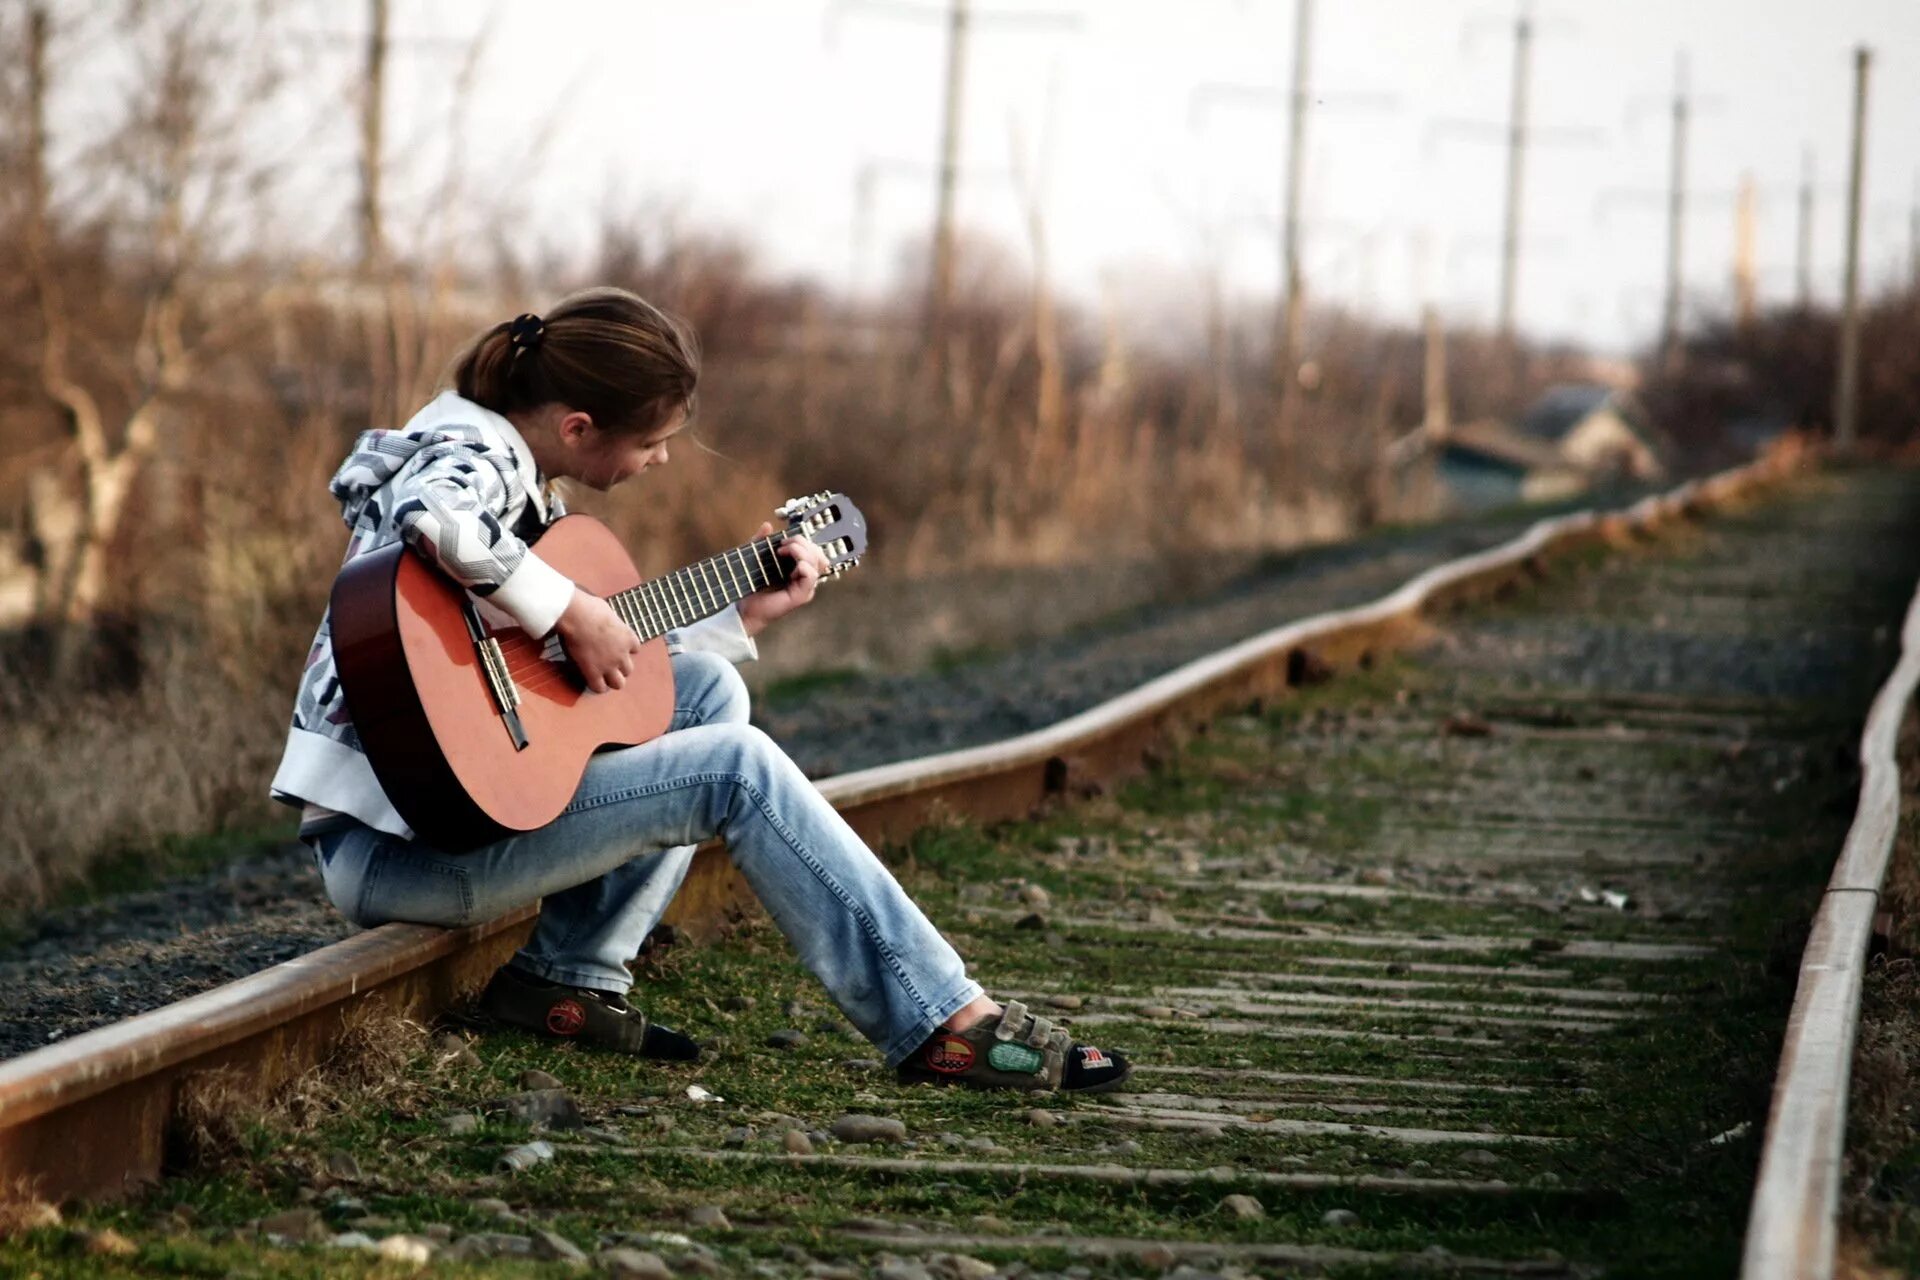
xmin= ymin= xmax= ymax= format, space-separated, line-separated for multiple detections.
xmin=388 ymin=441 xmax=639 ymax=692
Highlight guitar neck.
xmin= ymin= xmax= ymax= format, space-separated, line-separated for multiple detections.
xmin=606 ymin=531 xmax=796 ymax=640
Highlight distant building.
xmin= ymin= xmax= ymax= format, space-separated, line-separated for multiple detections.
xmin=1432 ymin=420 xmax=1589 ymax=511
xmin=1389 ymin=383 xmax=1673 ymax=516
xmin=1516 ymin=384 xmax=1670 ymax=483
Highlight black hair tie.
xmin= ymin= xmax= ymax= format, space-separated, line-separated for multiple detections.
xmin=507 ymin=312 xmax=545 ymax=358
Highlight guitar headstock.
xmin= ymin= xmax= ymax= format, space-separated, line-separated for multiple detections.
xmin=776 ymin=491 xmax=867 ymax=580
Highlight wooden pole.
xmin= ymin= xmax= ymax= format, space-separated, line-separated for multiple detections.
xmin=926 ymin=0 xmax=969 ymax=372
xmin=1734 ymin=172 xmax=1757 ymax=332
xmin=359 ymin=0 xmax=389 ymax=272
xmin=1422 ymin=305 xmax=1450 ymax=438
xmin=1496 ymin=11 xmax=1532 ymax=349
xmin=1274 ymin=0 xmax=1312 ymax=448
xmin=1659 ymin=52 xmax=1689 ymax=372
xmin=1834 ymin=46 xmax=1869 ymax=454
xmin=1797 ymin=147 xmax=1815 ymax=309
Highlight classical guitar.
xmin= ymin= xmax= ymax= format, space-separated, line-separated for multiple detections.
xmin=330 ymin=492 xmax=866 ymax=851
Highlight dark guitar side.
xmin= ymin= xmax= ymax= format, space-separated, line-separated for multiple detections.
xmin=331 ymin=515 xmax=676 ymax=852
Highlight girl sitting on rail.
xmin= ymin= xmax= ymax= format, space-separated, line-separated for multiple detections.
xmin=270 ymin=287 xmax=1129 ymax=1095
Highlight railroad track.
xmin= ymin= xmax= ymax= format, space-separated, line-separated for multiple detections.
xmin=5 ymin=442 xmax=1917 ymax=1276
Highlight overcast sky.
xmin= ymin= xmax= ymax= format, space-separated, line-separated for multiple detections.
xmin=152 ymin=1 xmax=1920 ymax=355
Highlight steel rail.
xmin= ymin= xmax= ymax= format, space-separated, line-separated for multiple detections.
xmin=0 ymin=442 xmax=1807 ymax=1205
xmin=1740 ymin=486 xmax=1920 ymax=1279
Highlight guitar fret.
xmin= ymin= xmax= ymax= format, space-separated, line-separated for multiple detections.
xmin=640 ymin=583 xmax=666 ymax=636
xmin=692 ymin=562 xmax=714 ymax=612
xmin=683 ymin=567 xmax=707 ymax=617
xmin=731 ymin=547 xmax=755 ymax=594
xmin=752 ymin=538 xmax=779 ymax=586
xmin=720 ymin=550 xmax=745 ymax=599
xmin=702 ymin=559 xmax=726 ymax=607
xmin=668 ymin=571 xmax=696 ymax=626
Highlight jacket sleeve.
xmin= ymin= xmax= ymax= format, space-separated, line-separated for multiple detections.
xmin=388 ymin=441 xmax=575 ymax=638
xmin=667 ymin=603 xmax=759 ymax=664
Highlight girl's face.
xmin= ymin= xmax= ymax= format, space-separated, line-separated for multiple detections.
xmin=563 ymin=409 xmax=687 ymax=490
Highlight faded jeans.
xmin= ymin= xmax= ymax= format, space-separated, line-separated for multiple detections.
xmin=310 ymin=650 xmax=982 ymax=1067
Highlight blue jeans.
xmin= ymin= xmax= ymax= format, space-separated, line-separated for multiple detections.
xmin=311 ymin=650 xmax=982 ymax=1067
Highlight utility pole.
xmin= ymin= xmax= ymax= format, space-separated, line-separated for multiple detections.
xmin=1909 ymin=173 xmax=1919 ymax=292
xmin=926 ymin=0 xmax=970 ymax=365
xmin=1834 ymin=45 xmax=1870 ymax=454
xmin=1275 ymin=0 xmax=1312 ymax=424
xmin=831 ymin=0 xmax=1076 ymax=373
xmin=1659 ymin=52 xmax=1689 ymax=372
xmin=1797 ymin=148 xmax=1815 ymax=308
xmin=1191 ymin=1 xmax=1399 ymax=466
xmin=1422 ymin=305 xmax=1450 ymax=438
xmin=1496 ymin=10 xmax=1531 ymax=348
xmin=1734 ymin=172 xmax=1757 ymax=332
xmin=358 ymin=0 xmax=389 ymax=272
xmin=1431 ymin=9 xmax=1595 ymax=372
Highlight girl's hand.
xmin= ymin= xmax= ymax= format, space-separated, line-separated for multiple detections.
xmin=554 ymin=587 xmax=643 ymax=693
xmin=737 ymin=522 xmax=829 ymax=637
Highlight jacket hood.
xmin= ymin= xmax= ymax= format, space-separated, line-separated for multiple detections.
xmin=327 ymin=391 xmax=544 ymax=528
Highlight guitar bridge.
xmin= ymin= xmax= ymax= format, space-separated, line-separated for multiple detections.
xmin=464 ymin=603 xmax=530 ymax=751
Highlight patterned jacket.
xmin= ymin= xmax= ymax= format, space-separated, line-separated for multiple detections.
xmin=269 ymin=390 xmax=756 ymax=839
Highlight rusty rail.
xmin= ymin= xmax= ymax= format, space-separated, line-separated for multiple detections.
xmin=1740 ymin=489 xmax=1920 ymax=1279
xmin=0 ymin=442 xmax=1807 ymax=1205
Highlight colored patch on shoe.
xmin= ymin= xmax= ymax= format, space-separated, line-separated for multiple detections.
xmin=923 ymin=1034 xmax=977 ymax=1073
xmin=545 ymin=998 xmax=587 ymax=1037
xmin=987 ymin=1041 xmax=1046 ymax=1074
xmin=1077 ymin=1046 xmax=1112 ymax=1070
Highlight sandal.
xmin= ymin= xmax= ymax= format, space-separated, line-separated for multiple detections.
xmin=476 ymin=965 xmax=700 ymax=1061
xmin=898 ymin=999 xmax=1132 ymax=1094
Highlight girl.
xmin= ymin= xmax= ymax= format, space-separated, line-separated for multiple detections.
xmin=272 ymin=287 xmax=1130 ymax=1094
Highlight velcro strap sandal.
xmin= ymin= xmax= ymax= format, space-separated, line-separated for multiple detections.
xmin=476 ymin=965 xmax=699 ymax=1061
xmin=899 ymin=999 xmax=1132 ymax=1094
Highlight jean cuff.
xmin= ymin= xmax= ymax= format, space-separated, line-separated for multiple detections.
xmin=881 ymin=977 xmax=986 ymax=1069
xmin=508 ymin=955 xmax=631 ymax=997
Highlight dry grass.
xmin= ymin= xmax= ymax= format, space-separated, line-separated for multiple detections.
xmin=168 ymin=996 xmax=434 ymax=1175
xmin=0 ymin=644 xmax=295 ymax=914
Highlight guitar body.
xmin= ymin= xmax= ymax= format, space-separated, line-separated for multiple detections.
xmin=332 ymin=514 xmax=675 ymax=852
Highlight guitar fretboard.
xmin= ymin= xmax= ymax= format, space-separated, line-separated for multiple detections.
xmin=606 ymin=531 xmax=796 ymax=640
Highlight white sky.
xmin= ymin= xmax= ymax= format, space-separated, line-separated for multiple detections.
xmin=93 ymin=0 xmax=1920 ymax=356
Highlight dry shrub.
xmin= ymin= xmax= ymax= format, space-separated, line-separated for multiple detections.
xmin=0 ymin=642 xmax=293 ymax=913
xmin=0 ymin=1179 xmax=62 ymax=1238
xmin=168 ymin=996 xmax=432 ymax=1175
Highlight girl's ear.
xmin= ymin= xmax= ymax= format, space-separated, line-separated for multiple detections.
xmin=557 ymin=409 xmax=596 ymax=445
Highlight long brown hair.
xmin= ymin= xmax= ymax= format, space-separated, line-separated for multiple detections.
xmin=450 ymin=287 xmax=700 ymax=435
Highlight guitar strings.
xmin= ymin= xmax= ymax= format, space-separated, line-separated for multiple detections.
xmin=470 ymin=528 xmax=845 ymax=697
xmin=487 ymin=536 xmax=810 ymax=683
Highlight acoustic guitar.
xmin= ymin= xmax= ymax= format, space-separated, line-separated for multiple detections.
xmin=330 ymin=492 xmax=866 ymax=851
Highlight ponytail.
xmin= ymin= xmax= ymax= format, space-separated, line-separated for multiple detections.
xmin=450 ymin=287 xmax=700 ymax=435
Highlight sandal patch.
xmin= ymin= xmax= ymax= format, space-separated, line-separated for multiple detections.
xmin=1077 ymin=1046 xmax=1113 ymax=1069
xmin=924 ymin=1034 xmax=977 ymax=1073
xmin=988 ymin=1041 xmax=1045 ymax=1074
xmin=545 ymin=998 xmax=587 ymax=1037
